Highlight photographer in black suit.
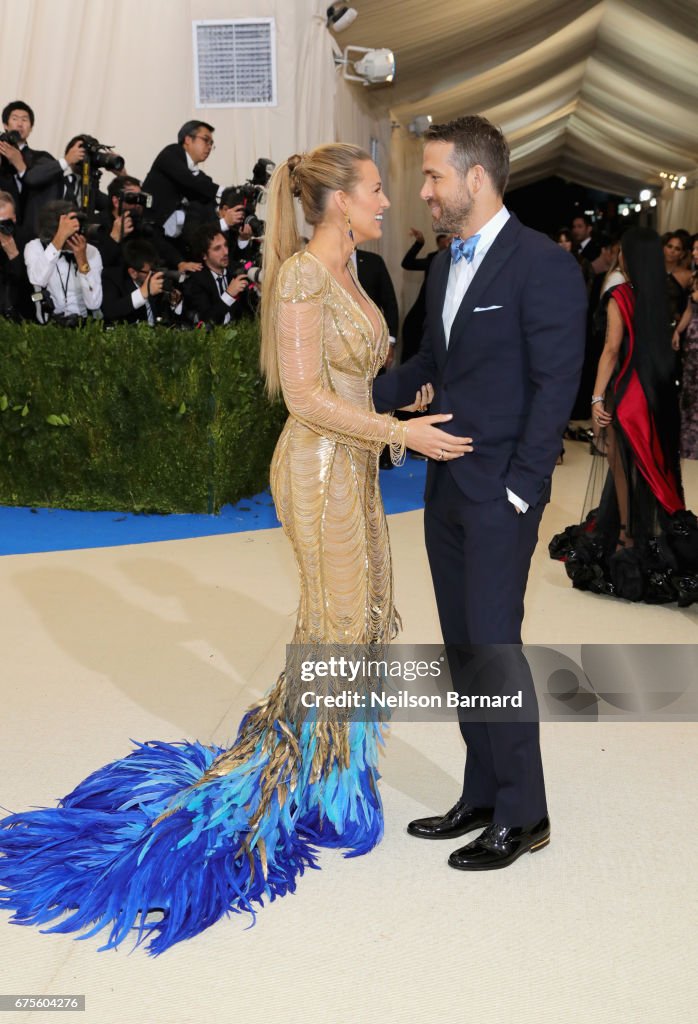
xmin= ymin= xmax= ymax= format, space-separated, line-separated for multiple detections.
xmin=0 ymin=101 xmax=59 ymax=238
xmin=143 ymin=121 xmax=220 ymax=239
xmin=183 ymin=223 xmax=248 ymax=326
xmin=101 ymin=238 xmax=172 ymax=325
xmin=93 ymin=176 xmax=192 ymax=274
xmin=0 ymin=191 xmax=31 ymax=319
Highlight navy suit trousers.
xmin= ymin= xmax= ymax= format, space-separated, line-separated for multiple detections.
xmin=424 ymin=464 xmax=548 ymax=825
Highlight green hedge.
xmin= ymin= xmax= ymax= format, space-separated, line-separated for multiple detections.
xmin=0 ymin=318 xmax=287 ymax=514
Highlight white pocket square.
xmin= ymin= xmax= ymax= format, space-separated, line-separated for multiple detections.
xmin=473 ymin=305 xmax=503 ymax=312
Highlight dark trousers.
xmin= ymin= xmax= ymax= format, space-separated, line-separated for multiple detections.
xmin=424 ymin=465 xmax=547 ymax=826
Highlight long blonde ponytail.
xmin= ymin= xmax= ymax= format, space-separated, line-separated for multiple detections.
xmin=259 ymin=158 xmax=302 ymax=398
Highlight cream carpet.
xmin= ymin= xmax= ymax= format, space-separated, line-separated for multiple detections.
xmin=1 ymin=440 xmax=696 ymax=1024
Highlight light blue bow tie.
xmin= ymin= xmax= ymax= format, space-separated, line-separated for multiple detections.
xmin=450 ymin=234 xmax=481 ymax=264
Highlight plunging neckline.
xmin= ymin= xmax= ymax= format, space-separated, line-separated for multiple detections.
xmin=304 ymin=249 xmax=383 ymax=348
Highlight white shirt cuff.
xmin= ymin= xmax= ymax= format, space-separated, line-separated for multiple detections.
xmin=220 ymin=291 xmax=235 ymax=307
xmin=59 ymin=158 xmax=70 ymax=173
xmin=131 ymin=289 xmax=146 ymax=310
xmin=219 ymin=217 xmax=228 ymax=233
xmin=506 ymin=488 xmax=529 ymax=514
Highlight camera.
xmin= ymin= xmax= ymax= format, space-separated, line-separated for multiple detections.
xmin=224 ymin=157 xmax=275 ymax=238
xmin=119 ymin=191 xmax=153 ymax=209
xmin=153 ymin=267 xmax=182 ymax=296
xmin=229 ymin=256 xmax=263 ymax=287
xmin=0 ymin=218 xmax=15 ymax=237
xmin=0 ymin=129 xmax=22 ymax=147
xmin=79 ymin=135 xmax=125 ymax=173
xmin=69 ymin=210 xmax=88 ymax=235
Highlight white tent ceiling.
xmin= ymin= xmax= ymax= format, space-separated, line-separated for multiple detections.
xmin=337 ymin=0 xmax=698 ymax=195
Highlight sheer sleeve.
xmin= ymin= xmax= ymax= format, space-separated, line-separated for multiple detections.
xmin=275 ymin=254 xmax=406 ymax=462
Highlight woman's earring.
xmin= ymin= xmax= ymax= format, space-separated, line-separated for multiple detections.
xmin=344 ymin=211 xmax=354 ymax=247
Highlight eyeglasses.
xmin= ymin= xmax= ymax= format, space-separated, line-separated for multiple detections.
xmin=193 ymin=135 xmax=215 ymax=149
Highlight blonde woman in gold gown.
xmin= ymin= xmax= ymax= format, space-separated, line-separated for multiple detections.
xmin=0 ymin=145 xmax=470 ymax=954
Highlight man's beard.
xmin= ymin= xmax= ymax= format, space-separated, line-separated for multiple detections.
xmin=429 ymin=185 xmax=474 ymax=234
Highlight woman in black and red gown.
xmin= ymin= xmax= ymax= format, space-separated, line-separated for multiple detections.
xmin=550 ymin=227 xmax=698 ymax=605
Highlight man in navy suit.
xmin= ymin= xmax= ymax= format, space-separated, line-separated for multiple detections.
xmin=374 ymin=115 xmax=586 ymax=870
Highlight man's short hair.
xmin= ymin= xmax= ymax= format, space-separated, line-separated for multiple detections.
xmin=64 ymin=135 xmax=85 ymax=155
xmin=122 ymin=239 xmax=159 ymax=272
xmin=191 ymin=223 xmax=225 ymax=261
xmin=177 ymin=120 xmax=214 ymax=146
xmin=0 ymin=190 xmax=16 ymax=210
xmin=572 ymin=213 xmax=593 ymax=228
xmin=220 ymin=186 xmax=242 ymax=209
xmin=2 ymin=100 xmax=35 ymax=126
xmin=107 ymin=175 xmax=142 ymax=201
xmin=425 ymin=115 xmax=510 ymax=197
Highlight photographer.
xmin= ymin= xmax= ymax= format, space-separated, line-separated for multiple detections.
xmin=101 ymin=238 xmax=179 ymax=325
xmin=0 ymin=101 xmax=58 ymax=237
xmin=218 ymin=186 xmax=258 ymax=259
xmin=182 ymin=224 xmax=247 ymax=326
xmin=59 ymin=135 xmax=118 ymax=215
xmin=93 ymin=176 xmax=193 ymax=273
xmin=143 ymin=121 xmax=221 ymax=239
xmin=0 ymin=191 xmax=31 ymax=319
xmin=24 ymin=200 xmax=103 ymax=324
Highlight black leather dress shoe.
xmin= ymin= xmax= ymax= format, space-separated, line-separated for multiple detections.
xmin=407 ymin=800 xmax=494 ymax=840
xmin=448 ymin=816 xmax=550 ymax=870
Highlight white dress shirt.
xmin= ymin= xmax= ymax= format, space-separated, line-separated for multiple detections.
xmin=212 ymin=269 xmax=236 ymax=324
xmin=24 ymin=240 xmax=103 ymax=321
xmin=442 ymin=206 xmax=528 ymax=514
xmin=443 ymin=205 xmax=510 ymax=344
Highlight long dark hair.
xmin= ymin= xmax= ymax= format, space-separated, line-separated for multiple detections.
xmin=620 ymin=226 xmax=679 ymax=459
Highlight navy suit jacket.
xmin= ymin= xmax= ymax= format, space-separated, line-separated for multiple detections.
xmin=373 ymin=213 xmax=586 ymax=508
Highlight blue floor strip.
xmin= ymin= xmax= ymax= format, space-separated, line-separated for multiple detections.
xmin=0 ymin=458 xmax=427 ymax=556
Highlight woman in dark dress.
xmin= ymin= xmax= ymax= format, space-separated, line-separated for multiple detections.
xmin=550 ymin=227 xmax=698 ymax=605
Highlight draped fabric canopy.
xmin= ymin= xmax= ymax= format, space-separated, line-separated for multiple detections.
xmin=338 ymin=0 xmax=698 ymax=195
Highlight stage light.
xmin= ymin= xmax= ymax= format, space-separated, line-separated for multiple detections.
xmin=326 ymin=5 xmax=358 ymax=33
xmin=335 ymin=46 xmax=396 ymax=85
xmin=639 ymin=189 xmax=651 ymax=202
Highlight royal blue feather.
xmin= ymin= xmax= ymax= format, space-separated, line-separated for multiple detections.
xmin=0 ymin=718 xmax=384 ymax=954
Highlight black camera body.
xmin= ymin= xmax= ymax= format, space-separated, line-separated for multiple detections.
xmin=154 ymin=267 xmax=181 ymax=296
xmin=0 ymin=129 xmax=22 ymax=147
xmin=119 ymin=191 xmax=152 ymax=209
xmin=0 ymin=129 xmax=23 ymax=174
xmin=224 ymin=158 xmax=274 ymax=239
xmin=0 ymin=218 xmax=15 ymax=237
xmin=79 ymin=135 xmax=125 ymax=174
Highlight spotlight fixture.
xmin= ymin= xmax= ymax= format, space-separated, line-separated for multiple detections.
xmin=326 ymin=4 xmax=358 ymax=32
xmin=639 ymin=189 xmax=651 ymax=202
xmin=408 ymin=115 xmax=433 ymax=137
xmin=659 ymin=171 xmax=689 ymax=190
xmin=335 ymin=46 xmax=396 ymax=85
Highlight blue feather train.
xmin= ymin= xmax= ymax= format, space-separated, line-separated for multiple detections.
xmin=0 ymin=707 xmax=384 ymax=954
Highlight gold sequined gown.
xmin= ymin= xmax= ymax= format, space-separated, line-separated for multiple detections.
xmin=0 ymin=250 xmax=405 ymax=954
